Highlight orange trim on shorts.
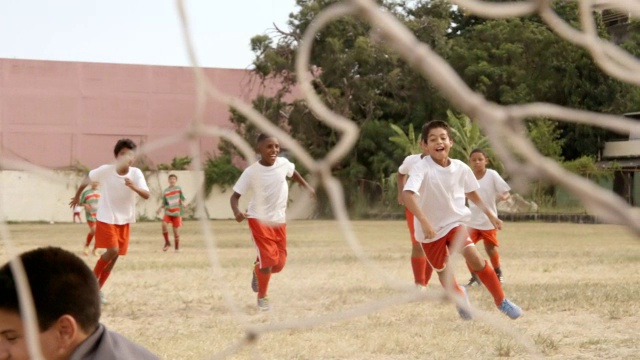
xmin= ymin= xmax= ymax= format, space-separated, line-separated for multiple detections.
xmin=95 ymin=221 xmax=130 ymax=255
xmin=420 ymin=226 xmax=474 ymax=271
xmin=248 ymin=218 xmax=287 ymax=269
xmin=162 ymin=215 xmax=183 ymax=228
xmin=469 ymin=228 xmax=499 ymax=247
xmin=405 ymin=207 xmax=419 ymax=245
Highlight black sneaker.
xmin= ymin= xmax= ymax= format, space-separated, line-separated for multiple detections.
xmin=495 ymin=268 xmax=504 ymax=284
xmin=466 ymin=273 xmax=482 ymax=287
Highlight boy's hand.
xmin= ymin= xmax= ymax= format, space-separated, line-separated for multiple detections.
xmin=420 ymin=220 xmax=437 ymax=240
xmin=234 ymin=211 xmax=247 ymax=223
xmin=69 ymin=196 xmax=80 ymax=208
xmin=124 ymin=178 xmax=135 ymax=189
xmin=489 ymin=214 xmax=503 ymax=230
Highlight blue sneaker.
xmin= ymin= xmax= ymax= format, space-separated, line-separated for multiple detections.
xmin=499 ymin=298 xmax=522 ymax=319
xmin=456 ymin=286 xmax=472 ymax=320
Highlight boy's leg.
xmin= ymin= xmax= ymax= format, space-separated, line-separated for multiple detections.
xmin=466 ymin=229 xmax=483 ymax=286
xmin=406 ymin=208 xmax=429 ymax=287
xmin=173 ymin=216 xmax=182 ymax=251
xmin=463 ymin=246 xmax=504 ymax=307
xmin=248 ymin=219 xmax=280 ymax=308
xmin=271 ymin=224 xmax=287 ymax=273
xmin=162 ymin=220 xmax=170 ymax=251
xmin=482 ymin=230 xmax=502 ymax=282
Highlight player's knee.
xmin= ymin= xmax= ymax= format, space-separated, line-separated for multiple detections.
xmin=259 ymin=267 xmax=272 ymax=274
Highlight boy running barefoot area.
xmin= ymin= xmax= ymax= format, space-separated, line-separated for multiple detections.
xmin=80 ymin=181 xmax=100 ymax=256
xmin=466 ymin=149 xmax=511 ymax=287
xmin=230 ymin=134 xmax=315 ymax=311
xmin=402 ymin=121 xmax=522 ymax=320
xmin=69 ymin=139 xmax=150 ymax=304
xmin=397 ymin=140 xmax=433 ymax=289
xmin=156 ymin=174 xmax=186 ymax=252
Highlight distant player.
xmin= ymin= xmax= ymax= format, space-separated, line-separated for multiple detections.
xmin=73 ymin=205 xmax=82 ymax=223
xmin=80 ymin=181 xmax=101 ymax=256
xmin=156 ymin=174 xmax=186 ymax=252
xmin=466 ymin=148 xmax=511 ymax=286
xmin=69 ymin=138 xmax=150 ymax=304
xmin=397 ymin=141 xmax=433 ymax=289
xmin=230 ymin=133 xmax=315 ymax=311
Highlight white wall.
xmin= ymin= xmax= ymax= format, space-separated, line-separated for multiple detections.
xmin=0 ymin=170 xmax=316 ymax=223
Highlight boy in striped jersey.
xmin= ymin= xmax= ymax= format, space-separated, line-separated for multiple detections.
xmin=156 ymin=174 xmax=186 ymax=252
xmin=80 ymin=181 xmax=101 ymax=256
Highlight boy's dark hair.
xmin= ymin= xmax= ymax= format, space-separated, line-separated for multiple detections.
xmin=0 ymin=247 xmax=100 ymax=333
xmin=168 ymin=174 xmax=178 ymax=180
xmin=113 ymin=138 xmax=137 ymax=157
xmin=256 ymin=133 xmax=276 ymax=146
xmin=470 ymin=148 xmax=488 ymax=157
xmin=421 ymin=120 xmax=451 ymax=140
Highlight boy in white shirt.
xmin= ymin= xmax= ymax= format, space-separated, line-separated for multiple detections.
xmin=397 ymin=141 xmax=433 ymax=289
xmin=70 ymin=138 xmax=150 ymax=302
xmin=230 ymin=134 xmax=315 ymax=311
xmin=466 ymin=148 xmax=511 ymax=286
xmin=402 ymin=120 xmax=522 ymax=320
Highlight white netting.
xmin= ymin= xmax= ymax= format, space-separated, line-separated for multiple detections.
xmin=1 ymin=0 xmax=640 ymax=359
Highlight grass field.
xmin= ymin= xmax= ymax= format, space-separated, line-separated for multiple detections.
xmin=1 ymin=220 xmax=639 ymax=359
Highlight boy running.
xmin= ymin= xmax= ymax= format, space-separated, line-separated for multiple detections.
xmin=397 ymin=141 xmax=433 ymax=289
xmin=402 ymin=121 xmax=522 ymax=320
xmin=466 ymin=148 xmax=511 ymax=286
xmin=70 ymin=138 xmax=150 ymax=303
xmin=80 ymin=181 xmax=101 ymax=256
xmin=230 ymin=134 xmax=315 ymax=311
xmin=156 ymin=174 xmax=186 ymax=252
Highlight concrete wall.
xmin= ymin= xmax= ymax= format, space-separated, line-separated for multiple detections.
xmin=0 ymin=58 xmax=284 ymax=170
xmin=0 ymin=170 xmax=316 ymax=223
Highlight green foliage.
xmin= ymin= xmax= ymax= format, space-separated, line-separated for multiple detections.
xmin=389 ymin=123 xmax=421 ymax=156
xmin=157 ymin=156 xmax=192 ymax=171
xmin=562 ymin=156 xmax=617 ymax=181
xmin=203 ymin=155 xmax=242 ymax=196
xmin=527 ymin=118 xmax=565 ymax=161
xmin=446 ymin=110 xmax=491 ymax=164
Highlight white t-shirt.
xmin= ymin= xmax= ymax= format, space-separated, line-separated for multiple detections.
xmin=398 ymin=154 xmax=423 ymax=175
xmin=404 ymin=157 xmax=479 ymax=243
xmin=232 ymin=157 xmax=295 ymax=224
xmin=89 ymin=165 xmax=149 ymax=225
xmin=467 ymin=169 xmax=510 ymax=230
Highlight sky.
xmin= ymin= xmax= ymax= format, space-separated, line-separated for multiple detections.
xmin=0 ymin=0 xmax=297 ymax=69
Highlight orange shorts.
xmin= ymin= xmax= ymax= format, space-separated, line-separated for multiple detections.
xmin=469 ymin=228 xmax=499 ymax=247
xmin=162 ymin=215 xmax=183 ymax=228
xmin=405 ymin=207 xmax=418 ymax=245
xmin=421 ymin=226 xmax=474 ymax=272
xmin=248 ymin=218 xmax=287 ymax=269
xmin=87 ymin=220 xmax=96 ymax=228
xmin=95 ymin=221 xmax=130 ymax=255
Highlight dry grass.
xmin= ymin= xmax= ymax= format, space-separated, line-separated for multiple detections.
xmin=1 ymin=221 xmax=639 ymax=359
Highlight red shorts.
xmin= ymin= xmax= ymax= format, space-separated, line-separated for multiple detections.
xmin=87 ymin=220 xmax=96 ymax=228
xmin=163 ymin=215 xmax=183 ymax=228
xmin=248 ymin=218 xmax=287 ymax=269
xmin=95 ymin=221 xmax=130 ymax=255
xmin=405 ymin=207 xmax=418 ymax=245
xmin=420 ymin=226 xmax=474 ymax=271
xmin=469 ymin=228 xmax=499 ymax=247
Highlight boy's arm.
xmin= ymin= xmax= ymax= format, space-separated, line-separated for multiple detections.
xmin=291 ymin=171 xmax=316 ymax=198
xmin=397 ymin=173 xmax=407 ymax=205
xmin=402 ymin=190 xmax=436 ymax=239
xmin=497 ymin=191 xmax=511 ymax=202
xmin=69 ymin=175 xmax=91 ymax=208
xmin=124 ymin=178 xmax=150 ymax=199
xmin=230 ymin=192 xmax=246 ymax=222
xmin=467 ymin=190 xmax=503 ymax=230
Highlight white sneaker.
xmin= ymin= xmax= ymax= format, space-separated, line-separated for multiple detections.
xmin=257 ymin=297 xmax=269 ymax=311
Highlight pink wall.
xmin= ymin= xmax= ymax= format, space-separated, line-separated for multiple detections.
xmin=0 ymin=58 xmax=279 ymax=169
